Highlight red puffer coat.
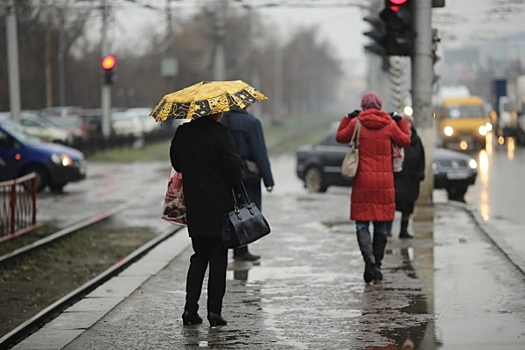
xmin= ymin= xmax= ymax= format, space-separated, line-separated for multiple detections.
xmin=336 ymin=109 xmax=411 ymax=221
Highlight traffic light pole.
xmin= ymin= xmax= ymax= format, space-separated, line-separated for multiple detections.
xmin=6 ymin=0 xmax=21 ymax=122
xmin=411 ymin=0 xmax=434 ymax=205
xmin=101 ymin=0 xmax=112 ymax=139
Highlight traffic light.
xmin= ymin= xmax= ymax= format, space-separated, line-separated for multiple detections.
xmin=101 ymin=55 xmax=116 ymax=85
xmin=363 ymin=14 xmax=387 ymax=56
xmin=379 ymin=0 xmax=413 ymax=56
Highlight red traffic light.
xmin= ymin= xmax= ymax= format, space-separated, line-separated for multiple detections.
xmin=389 ymin=0 xmax=408 ymax=4
xmin=101 ymin=55 xmax=116 ymax=70
xmin=388 ymin=0 xmax=408 ymax=11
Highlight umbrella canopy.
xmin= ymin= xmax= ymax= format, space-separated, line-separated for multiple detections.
xmin=149 ymin=80 xmax=268 ymax=121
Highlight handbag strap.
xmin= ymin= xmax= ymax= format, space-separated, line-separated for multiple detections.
xmin=231 ymin=182 xmax=253 ymax=212
xmin=350 ymin=119 xmax=361 ymax=145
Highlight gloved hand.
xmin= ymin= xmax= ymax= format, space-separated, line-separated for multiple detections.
xmin=390 ymin=112 xmax=402 ymax=122
xmin=348 ymin=110 xmax=360 ymax=118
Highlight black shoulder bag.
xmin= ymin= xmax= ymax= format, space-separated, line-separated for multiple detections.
xmin=221 ymin=183 xmax=271 ymax=249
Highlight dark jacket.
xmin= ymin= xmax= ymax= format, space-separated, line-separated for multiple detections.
xmin=170 ymin=117 xmax=243 ymax=237
xmin=394 ymin=126 xmax=425 ymax=204
xmin=221 ymin=109 xmax=274 ymax=209
xmin=336 ymin=110 xmax=411 ymax=221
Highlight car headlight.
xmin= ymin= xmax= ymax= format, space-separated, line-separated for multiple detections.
xmin=444 ymin=126 xmax=454 ymax=136
xmin=468 ymin=159 xmax=477 ymax=169
xmin=485 ymin=122 xmax=492 ymax=132
xmin=51 ymin=153 xmax=74 ymax=166
xmin=478 ymin=125 xmax=487 ymax=136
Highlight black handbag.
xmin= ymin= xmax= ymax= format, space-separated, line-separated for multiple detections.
xmin=221 ymin=183 xmax=271 ymax=249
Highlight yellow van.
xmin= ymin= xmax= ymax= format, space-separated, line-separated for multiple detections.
xmin=436 ymin=96 xmax=491 ymax=150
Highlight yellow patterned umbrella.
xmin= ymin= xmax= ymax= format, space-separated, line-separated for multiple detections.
xmin=149 ymin=80 xmax=268 ymax=121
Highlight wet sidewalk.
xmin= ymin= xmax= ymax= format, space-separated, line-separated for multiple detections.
xmin=12 ymin=182 xmax=525 ymax=349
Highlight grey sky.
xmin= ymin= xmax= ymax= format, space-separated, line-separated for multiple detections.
xmin=104 ymin=0 xmax=525 ymax=76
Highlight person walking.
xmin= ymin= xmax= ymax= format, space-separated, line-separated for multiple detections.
xmin=387 ymin=113 xmax=425 ymax=239
xmin=170 ymin=112 xmax=244 ymax=327
xmin=221 ymin=106 xmax=275 ymax=262
xmin=336 ymin=91 xmax=411 ymax=283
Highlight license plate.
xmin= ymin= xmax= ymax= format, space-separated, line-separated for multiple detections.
xmin=446 ymin=171 xmax=470 ymax=179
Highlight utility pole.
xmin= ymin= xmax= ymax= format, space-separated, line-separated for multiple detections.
xmin=213 ymin=0 xmax=227 ymax=80
xmin=161 ymin=0 xmax=178 ymax=90
xmin=411 ymin=0 xmax=434 ymax=205
xmin=58 ymin=1 xmax=69 ymax=107
xmin=248 ymin=6 xmax=262 ymax=118
xmin=273 ymin=45 xmax=283 ymax=122
xmin=6 ymin=0 xmax=21 ymax=122
xmin=45 ymin=29 xmax=53 ymax=107
xmin=101 ymin=0 xmax=111 ymax=139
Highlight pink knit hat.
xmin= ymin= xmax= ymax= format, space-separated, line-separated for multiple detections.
xmin=360 ymin=91 xmax=382 ymax=110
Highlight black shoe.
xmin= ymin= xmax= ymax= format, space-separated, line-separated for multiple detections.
xmin=234 ymin=252 xmax=260 ymax=261
xmin=182 ymin=311 xmax=203 ymax=325
xmin=399 ymin=232 xmax=414 ymax=239
xmin=208 ymin=312 xmax=227 ymax=327
xmin=373 ymin=266 xmax=383 ymax=281
xmin=364 ymin=264 xmax=375 ymax=283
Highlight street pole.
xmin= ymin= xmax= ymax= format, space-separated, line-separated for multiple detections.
xmin=411 ymin=0 xmax=434 ymax=205
xmin=101 ymin=0 xmax=111 ymax=139
xmin=213 ymin=0 xmax=227 ymax=80
xmin=6 ymin=0 xmax=21 ymax=122
xmin=45 ymin=29 xmax=53 ymax=108
xmin=58 ymin=2 xmax=68 ymax=107
xmin=273 ymin=45 xmax=283 ymax=122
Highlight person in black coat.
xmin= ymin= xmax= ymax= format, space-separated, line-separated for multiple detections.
xmin=221 ymin=107 xmax=275 ymax=261
xmin=387 ymin=113 xmax=425 ymax=239
xmin=170 ymin=112 xmax=243 ymax=327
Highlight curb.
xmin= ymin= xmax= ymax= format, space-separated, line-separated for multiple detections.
xmin=446 ymin=201 xmax=525 ymax=276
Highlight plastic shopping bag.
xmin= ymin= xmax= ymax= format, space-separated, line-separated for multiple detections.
xmin=392 ymin=144 xmax=405 ymax=173
xmin=161 ymin=168 xmax=187 ymax=226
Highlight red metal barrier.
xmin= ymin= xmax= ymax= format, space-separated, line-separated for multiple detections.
xmin=0 ymin=173 xmax=37 ymax=243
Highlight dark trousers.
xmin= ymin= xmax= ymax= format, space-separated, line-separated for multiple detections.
xmin=185 ymin=237 xmax=228 ymax=314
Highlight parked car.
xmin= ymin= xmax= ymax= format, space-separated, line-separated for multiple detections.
xmin=44 ymin=115 xmax=89 ymax=142
xmin=40 ymin=106 xmax=82 ymax=119
xmin=111 ymin=111 xmax=144 ymax=138
xmin=126 ymin=107 xmax=160 ymax=134
xmin=0 ymin=118 xmax=86 ymax=192
xmin=295 ymin=124 xmax=478 ymax=201
xmin=79 ymin=109 xmax=103 ymax=135
xmin=0 ymin=111 xmax=73 ymax=145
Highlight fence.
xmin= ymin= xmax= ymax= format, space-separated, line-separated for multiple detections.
xmin=0 ymin=173 xmax=37 ymax=243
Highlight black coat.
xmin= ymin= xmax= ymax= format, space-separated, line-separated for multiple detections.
xmin=170 ymin=117 xmax=243 ymax=237
xmin=221 ymin=109 xmax=274 ymax=210
xmin=394 ymin=127 xmax=425 ymax=205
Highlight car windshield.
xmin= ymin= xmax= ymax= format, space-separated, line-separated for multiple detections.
xmin=1 ymin=120 xmax=43 ymax=144
xmin=444 ymin=105 xmax=484 ymax=118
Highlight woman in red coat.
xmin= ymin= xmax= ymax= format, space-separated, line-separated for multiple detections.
xmin=336 ymin=91 xmax=410 ymax=283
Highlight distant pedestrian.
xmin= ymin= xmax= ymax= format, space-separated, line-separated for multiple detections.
xmin=170 ymin=112 xmax=243 ymax=327
xmin=336 ymin=91 xmax=411 ymax=283
xmin=387 ymin=113 xmax=425 ymax=239
xmin=221 ymin=106 xmax=275 ymax=262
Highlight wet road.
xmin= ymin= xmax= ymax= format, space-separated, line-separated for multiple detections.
xmin=466 ymin=135 xmax=525 ymax=250
xmin=29 ymin=152 xmax=525 ymax=349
